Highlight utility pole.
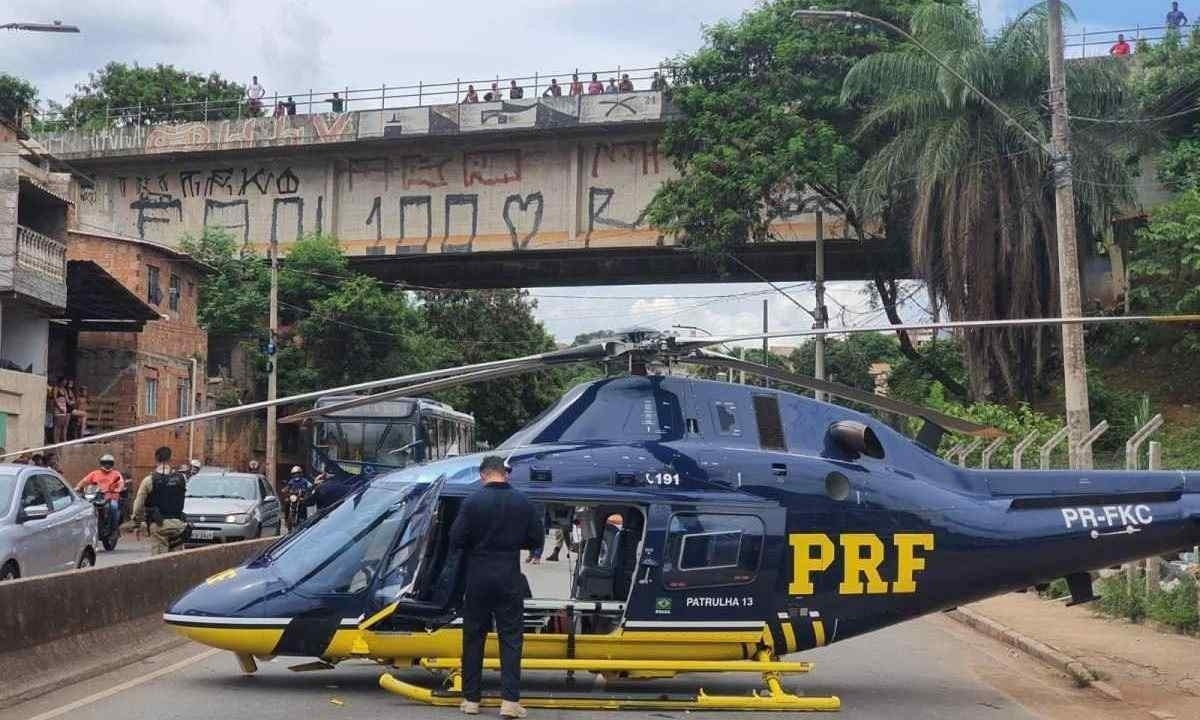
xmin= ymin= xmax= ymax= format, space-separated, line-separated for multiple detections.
xmin=762 ymin=299 xmax=769 ymax=388
xmin=814 ymin=208 xmax=828 ymax=402
xmin=1047 ymin=0 xmax=1093 ymax=470
xmin=265 ymin=235 xmax=279 ymax=492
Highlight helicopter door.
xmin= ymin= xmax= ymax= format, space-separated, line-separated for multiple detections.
xmin=360 ymin=475 xmax=460 ymax=629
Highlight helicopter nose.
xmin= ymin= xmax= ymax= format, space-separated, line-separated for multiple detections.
xmin=163 ymin=565 xmax=288 ymax=656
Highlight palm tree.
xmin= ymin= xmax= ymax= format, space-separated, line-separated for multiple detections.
xmin=841 ymin=4 xmax=1132 ymax=401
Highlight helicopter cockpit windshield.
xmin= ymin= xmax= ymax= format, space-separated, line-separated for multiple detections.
xmin=255 ymin=459 xmax=477 ymax=598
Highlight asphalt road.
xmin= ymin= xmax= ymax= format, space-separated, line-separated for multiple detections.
xmin=4 ymin=613 xmax=1135 ymax=720
xmin=92 ymin=538 xmax=153 ymax=568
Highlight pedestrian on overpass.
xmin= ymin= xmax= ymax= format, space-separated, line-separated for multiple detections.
xmin=450 ymin=455 xmax=544 ymax=718
xmin=130 ymin=446 xmax=189 ymax=554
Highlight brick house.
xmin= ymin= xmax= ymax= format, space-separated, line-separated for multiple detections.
xmin=57 ymin=229 xmax=208 ymax=482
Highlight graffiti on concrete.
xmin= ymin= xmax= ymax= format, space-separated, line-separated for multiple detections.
xmin=39 ymin=93 xmax=669 ymax=160
xmin=130 ymin=193 xmax=183 ymax=241
xmin=590 ymin=141 xmax=660 ymax=178
xmin=502 ymin=192 xmax=544 ymax=250
xmin=399 ymin=196 xmax=433 ymax=253
xmin=587 ymin=187 xmax=651 ymax=242
xmin=271 ymin=197 xmax=304 ymax=244
xmin=443 ymin=194 xmax=479 ymax=252
xmin=401 ymin=154 xmax=452 ymax=189
xmin=203 ymin=198 xmax=251 ymax=245
xmin=464 ymin=150 xmax=522 ymax=187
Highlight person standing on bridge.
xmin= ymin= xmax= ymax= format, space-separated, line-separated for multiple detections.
xmin=569 ymin=74 xmax=583 ymax=96
xmin=450 ymin=455 xmax=543 ymax=718
xmin=1168 ymin=1 xmax=1189 ymax=29
xmin=247 ymin=76 xmax=266 ymax=116
xmin=1110 ymin=33 xmax=1132 ymax=56
xmin=131 ymin=446 xmax=189 ymax=555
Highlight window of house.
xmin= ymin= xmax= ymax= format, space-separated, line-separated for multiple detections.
xmin=177 ymin=381 xmax=189 ymax=418
xmin=752 ymin=395 xmax=787 ymax=451
xmin=146 ymin=265 xmax=162 ymax=305
xmin=169 ymin=273 xmax=181 ymax=312
xmin=145 ymin=377 xmax=159 ymax=417
xmin=663 ymin=514 xmax=764 ymax=589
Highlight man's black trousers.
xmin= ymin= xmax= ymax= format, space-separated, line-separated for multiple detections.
xmin=461 ymin=587 xmax=524 ymax=702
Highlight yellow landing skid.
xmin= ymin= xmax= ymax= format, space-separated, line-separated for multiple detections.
xmin=418 ymin=657 xmax=815 ymax=675
xmin=380 ymin=654 xmax=840 ymax=712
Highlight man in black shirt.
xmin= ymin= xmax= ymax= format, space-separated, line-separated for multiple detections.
xmin=450 ymin=455 xmax=543 ymax=718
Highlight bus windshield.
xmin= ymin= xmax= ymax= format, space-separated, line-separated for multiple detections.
xmin=314 ymin=419 xmax=418 ymax=470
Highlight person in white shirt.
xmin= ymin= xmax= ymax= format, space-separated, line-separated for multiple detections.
xmin=247 ymin=75 xmax=266 ymax=116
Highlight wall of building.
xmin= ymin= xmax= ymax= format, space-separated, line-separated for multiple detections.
xmin=67 ymin=232 xmax=209 ymax=481
xmin=0 ymin=366 xmax=47 ymax=454
xmin=0 ymin=300 xmax=49 ymax=374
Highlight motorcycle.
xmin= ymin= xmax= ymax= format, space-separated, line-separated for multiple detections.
xmin=82 ymin=484 xmax=120 ymax=551
xmin=283 ymin=486 xmax=311 ymax=533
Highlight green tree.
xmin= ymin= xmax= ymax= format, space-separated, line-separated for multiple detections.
xmin=180 ymin=229 xmax=267 ymax=337
xmin=842 ymin=4 xmax=1133 ymax=400
xmin=421 ymin=290 xmax=568 ymax=443
xmin=292 ymin=276 xmax=433 ymax=395
xmin=647 ymin=0 xmax=968 ymax=400
xmin=789 ymin=333 xmax=903 ymax=392
xmin=0 ymin=73 xmax=37 ymax=123
xmin=1127 ymin=189 xmax=1200 ymax=353
xmin=55 ymin=62 xmax=244 ymax=127
xmin=278 ymin=234 xmax=350 ymax=324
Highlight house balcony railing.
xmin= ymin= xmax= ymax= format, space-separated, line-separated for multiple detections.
xmin=16 ymin=225 xmax=66 ymax=284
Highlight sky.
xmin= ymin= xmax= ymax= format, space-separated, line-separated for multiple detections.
xmin=0 ymin=0 xmax=1165 ymax=345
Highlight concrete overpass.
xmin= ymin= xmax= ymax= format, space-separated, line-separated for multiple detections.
xmin=36 ymin=92 xmax=904 ymax=286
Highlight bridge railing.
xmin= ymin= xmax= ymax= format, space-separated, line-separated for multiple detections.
xmin=1064 ymin=23 xmax=1196 ymax=56
xmin=35 ymin=64 xmax=678 ymax=132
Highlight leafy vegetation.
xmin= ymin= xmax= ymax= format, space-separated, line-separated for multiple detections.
xmin=0 ymin=73 xmax=37 ymax=123
xmin=186 ymin=232 xmax=580 ymax=445
xmin=843 ymin=4 xmax=1133 ymax=401
xmin=52 ymin=62 xmax=244 ymax=127
xmin=1095 ymin=572 xmax=1198 ymax=634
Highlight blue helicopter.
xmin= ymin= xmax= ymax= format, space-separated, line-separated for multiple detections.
xmin=17 ymin=318 xmax=1200 ymax=712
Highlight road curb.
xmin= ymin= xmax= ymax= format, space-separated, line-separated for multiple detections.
xmin=945 ymin=606 xmax=1116 ymax=700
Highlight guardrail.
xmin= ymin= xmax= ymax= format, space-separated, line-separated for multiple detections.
xmin=1064 ymin=23 xmax=1195 ymax=56
xmin=16 ymin=225 xmax=66 ymax=284
xmin=36 ymin=64 xmax=677 ymax=132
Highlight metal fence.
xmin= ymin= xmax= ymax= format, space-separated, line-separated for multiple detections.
xmin=1064 ymin=23 xmax=1195 ymax=56
xmin=941 ymin=414 xmax=1168 ymax=471
xmin=35 ymin=64 xmax=678 ymax=132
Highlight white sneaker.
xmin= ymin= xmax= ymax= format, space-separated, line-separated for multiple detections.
xmin=500 ymin=700 xmax=528 ymax=718
xmin=460 ymin=700 xmax=480 ymax=715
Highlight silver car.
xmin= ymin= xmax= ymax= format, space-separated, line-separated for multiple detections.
xmin=183 ymin=471 xmax=281 ymax=545
xmin=0 ymin=464 xmax=98 ymax=580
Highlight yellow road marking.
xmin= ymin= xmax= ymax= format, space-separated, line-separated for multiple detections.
xmin=25 ymin=647 xmax=220 ymax=720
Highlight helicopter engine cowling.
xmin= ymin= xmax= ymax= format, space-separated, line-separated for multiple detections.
xmin=828 ymin=421 xmax=885 ymax=460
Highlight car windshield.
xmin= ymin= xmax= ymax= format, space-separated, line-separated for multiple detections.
xmin=186 ymin=475 xmax=257 ymax=500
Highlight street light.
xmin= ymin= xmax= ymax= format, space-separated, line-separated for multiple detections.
xmin=1 ymin=21 xmax=80 ymax=33
xmin=795 ymin=6 xmax=1092 ymax=468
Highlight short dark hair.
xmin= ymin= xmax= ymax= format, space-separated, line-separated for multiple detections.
xmin=154 ymin=446 xmax=172 ymax=463
xmin=479 ymin=455 xmax=508 ymax=476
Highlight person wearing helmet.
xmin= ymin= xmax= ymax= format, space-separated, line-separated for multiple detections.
xmin=247 ymin=458 xmax=261 ymax=474
xmin=76 ymin=454 xmax=125 ymax=536
xmin=282 ymin=465 xmax=314 ymax=530
xmin=188 ymin=459 xmax=202 ymax=477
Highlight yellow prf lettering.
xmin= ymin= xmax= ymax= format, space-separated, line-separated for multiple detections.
xmin=838 ymin=534 xmax=888 ymax=595
xmin=788 ymin=533 xmax=835 ymax=595
xmin=892 ymin=533 xmax=935 ymax=593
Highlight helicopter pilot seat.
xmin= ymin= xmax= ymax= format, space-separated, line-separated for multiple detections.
xmin=574 ymin=521 xmax=632 ymax=601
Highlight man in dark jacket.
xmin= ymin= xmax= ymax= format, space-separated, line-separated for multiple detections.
xmin=450 ymin=455 xmax=543 ymax=718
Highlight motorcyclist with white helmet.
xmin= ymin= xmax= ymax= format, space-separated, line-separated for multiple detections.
xmin=75 ymin=453 xmax=125 ymax=537
xmin=282 ymin=465 xmax=314 ymax=530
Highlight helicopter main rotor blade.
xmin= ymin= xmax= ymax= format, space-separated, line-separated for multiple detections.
xmin=678 ymin=314 xmax=1200 ymax=352
xmin=682 ymin=350 xmax=1002 ymax=438
xmin=2 ymin=343 xmax=611 ymax=460
xmin=279 ymin=360 xmax=570 ymax=424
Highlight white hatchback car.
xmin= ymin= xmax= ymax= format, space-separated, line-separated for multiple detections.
xmin=0 ymin=464 xmax=98 ymax=580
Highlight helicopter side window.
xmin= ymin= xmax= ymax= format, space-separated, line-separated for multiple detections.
xmin=663 ymin=514 xmax=764 ymax=589
xmin=713 ymin=402 xmax=741 ymax=437
xmin=752 ymin=395 xmax=787 ymax=451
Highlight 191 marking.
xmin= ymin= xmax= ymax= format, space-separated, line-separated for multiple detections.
xmin=644 ymin=472 xmax=680 ymax=486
